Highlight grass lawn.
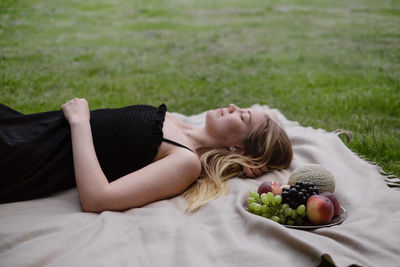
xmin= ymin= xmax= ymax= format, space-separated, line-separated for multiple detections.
xmin=1 ymin=0 xmax=399 ymax=178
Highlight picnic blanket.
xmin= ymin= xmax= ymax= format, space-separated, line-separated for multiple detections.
xmin=1 ymin=105 xmax=399 ymax=267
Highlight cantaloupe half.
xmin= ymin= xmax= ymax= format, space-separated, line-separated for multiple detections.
xmin=288 ymin=164 xmax=336 ymax=193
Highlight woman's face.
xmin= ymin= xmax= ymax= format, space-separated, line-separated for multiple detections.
xmin=205 ymin=104 xmax=271 ymax=148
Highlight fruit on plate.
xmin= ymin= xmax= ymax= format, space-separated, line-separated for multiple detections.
xmin=247 ymin=190 xmax=307 ymax=225
xmin=257 ymin=181 xmax=272 ymax=195
xmin=306 ymin=195 xmax=334 ymax=225
xmin=257 ymin=181 xmax=283 ymax=195
xmin=288 ymin=164 xmax=336 ymax=193
xmin=270 ymin=181 xmax=283 ymax=195
xmin=248 ymin=181 xmax=342 ymax=227
xmin=320 ymin=192 xmax=341 ymax=217
xmin=281 ymin=181 xmax=319 ymax=209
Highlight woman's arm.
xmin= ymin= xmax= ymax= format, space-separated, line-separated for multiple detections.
xmin=62 ymin=98 xmax=109 ymax=210
xmin=62 ymin=98 xmax=201 ymax=212
xmin=99 ymin=149 xmax=200 ymax=211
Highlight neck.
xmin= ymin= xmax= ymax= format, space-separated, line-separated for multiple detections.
xmin=183 ymin=127 xmax=220 ymax=151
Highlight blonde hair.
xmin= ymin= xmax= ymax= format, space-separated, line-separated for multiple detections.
xmin=182 ymin=116 xmax=292 ymax=212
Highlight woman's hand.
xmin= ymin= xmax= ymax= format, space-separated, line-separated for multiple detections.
xmin=241 ymin=165 xmax=269 ymax=178
xmin=61 ymin=98 xmax=90 ymax=125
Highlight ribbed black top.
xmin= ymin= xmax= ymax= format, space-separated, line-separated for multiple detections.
xmin=90 ymin=104 xmax=167 ymax=182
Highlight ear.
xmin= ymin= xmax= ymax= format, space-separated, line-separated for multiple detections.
xmin=229 ymin=145 xmax=245 ymax=155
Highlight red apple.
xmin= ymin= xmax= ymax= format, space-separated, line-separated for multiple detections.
xmin=270 ymin=181 xmax=282 ymax=195
xmin=320 ymin=192 xmax=341 ymax=217
xmin=257 ymin=182 xmax=272 ymax=195
xmin=306 ymin=195 xmax=334 ymax=225
xmin=257 ymin=181 xmax=283 ymax=195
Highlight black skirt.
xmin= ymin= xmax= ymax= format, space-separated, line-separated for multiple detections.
xmin=0 ymin=103 xmax=75 ymax=203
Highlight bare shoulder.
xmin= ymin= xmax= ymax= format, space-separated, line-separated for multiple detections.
xmin=169 ymin=148 xmax=201 ymax=182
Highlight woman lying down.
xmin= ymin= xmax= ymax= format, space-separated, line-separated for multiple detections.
xmin=0 ymin=99 xmax=292 ymax=212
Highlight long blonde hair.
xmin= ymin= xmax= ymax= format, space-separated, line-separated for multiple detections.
xmin=182 ymin=116 xmax=292 ymax=212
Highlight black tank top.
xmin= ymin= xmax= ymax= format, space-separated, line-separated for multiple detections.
xmin=0 ymin=103 xmax=192 ymax=203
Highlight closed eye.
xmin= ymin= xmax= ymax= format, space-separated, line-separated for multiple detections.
xmin=241 ymin=111 xmax=251 ymax=122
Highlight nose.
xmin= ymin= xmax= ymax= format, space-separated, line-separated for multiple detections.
xmin=228 ymin=104 xmax=239 ymax=113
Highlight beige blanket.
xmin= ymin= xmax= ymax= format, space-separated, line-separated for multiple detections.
xmin=1 ymin=105 xmax=399 ymax=267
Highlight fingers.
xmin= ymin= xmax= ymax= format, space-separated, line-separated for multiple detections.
xmin=62 ymin=98 xmax=87 ymax=107
xmin=241 ymin=165 xmax=269 ymax=178
xmin=252 ymin=167 xmax=262 ymax=177
xmin=260 ymin=165 xmax=269 ymax=172
xmin=243 ymin=166 xmax=255 ymax=178
xmin=61 ymin=98 xmax=90 ymax=124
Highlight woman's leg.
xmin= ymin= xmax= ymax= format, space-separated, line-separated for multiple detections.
xmin=0 ymin=103 xmax=23 ymax=116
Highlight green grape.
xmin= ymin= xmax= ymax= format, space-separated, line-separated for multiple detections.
xmin=287 ymin=219 xmax=295 ymax=226
xmin=271 ymin=216 xmax=280 ymax=223
xmin=280 ymin=210 xmax=286 ymax=217
xmin=253 ymin=203 xmax=262 ymax=212
xmin=249 ymin=202 xmax=258 ymax=212
xmin=290 ymin=211 xmax=297 ymax=219
xmin=274 ymin=195 xmax=282 ymax=205
xmin=270 ymin=206 xmax=277 ymax=214
xmin=247 ymin=197 xmax=256 ymax=205
xmin=260 ymin=194 xmax=268 ymax=205
xmin=270 ymin=197 xmax=276 ymax=206
xmin=261 ymin=205 xmax=268 ymax=213
xmin=295 ymin=217 xmax=304 ymax=225
xmin=286 ymin=208 xmax=293 ymax=217
xmin=279 ymin=215 xmax=287 ymax=224
xmin=282 ymin=204 xmax=289 ymax=211
xmin=296 ymin=205 xmax=306 ymax=216
xmin=266 ymin=192 xmax=274 ymax=200
xmin=249 ymin=191 xmax=259 ymax=200
xmin=261 ymin=213 xmax=268 ymax=218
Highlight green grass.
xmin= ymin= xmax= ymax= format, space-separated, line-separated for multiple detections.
xmin=1 ymin=0 xmax=399 ymax=178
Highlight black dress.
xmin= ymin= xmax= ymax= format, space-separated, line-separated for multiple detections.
xmin=0 ymin=103 xmax=172 ymax=203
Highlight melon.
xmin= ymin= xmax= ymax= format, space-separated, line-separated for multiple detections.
xmin=288 ymin=164 xmax=336 ymax=193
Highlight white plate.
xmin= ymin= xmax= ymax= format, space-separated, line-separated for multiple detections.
xmin=283 ymin=206 xmax=347 ymax=230
xmin=244 ymin=205 xmax=347 ymax=230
